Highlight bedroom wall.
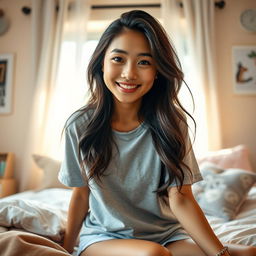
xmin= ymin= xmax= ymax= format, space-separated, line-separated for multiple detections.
xmin=215 ymin=0 xmax=256 ymax=170
xmin=0 ymin=0 xmax=255 ymax=192
xmin=0 ymin=0 xmax=33 ymax=191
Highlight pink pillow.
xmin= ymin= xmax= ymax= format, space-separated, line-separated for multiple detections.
xmin=197 ymin=145 xmax=253 ymax=172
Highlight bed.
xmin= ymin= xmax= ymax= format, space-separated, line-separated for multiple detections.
xmin=0 ymin=188 xmax=73 ymax=255
xmin=0 ymin=145 xmax=255 ymax=255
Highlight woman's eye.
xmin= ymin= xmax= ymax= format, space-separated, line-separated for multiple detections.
xmin=139 ymin=60 xmax=151 ymax=65
xmin=112 ymin=57 xmax=123 ymax=62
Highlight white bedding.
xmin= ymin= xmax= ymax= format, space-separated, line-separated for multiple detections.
xmin=0 ymin=186 xmax=255 ymax=248
xmin=206 ymin=185 xmax=256 ymax=246
xmin=0 ymin=189 xmax=72 ymax=242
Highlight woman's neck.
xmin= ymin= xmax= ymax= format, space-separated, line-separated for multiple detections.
xmin=111 ymin=101 xmax=142 ymax=132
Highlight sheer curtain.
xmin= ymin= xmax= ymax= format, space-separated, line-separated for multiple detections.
xmin=21 ymin=0 xmax=90 ymax=191
xmin=161 ymin=0 xmax=222 ymax=157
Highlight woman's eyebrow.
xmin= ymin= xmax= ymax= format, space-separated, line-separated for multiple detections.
xmin=110 ymin=48 xmax=152 ymax=57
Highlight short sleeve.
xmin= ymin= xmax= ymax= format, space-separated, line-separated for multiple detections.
xmin=182 ymin=135 xmax=202 ymax=185
xmin=58 ymin=121 xmax=88 ymax=187
xmin=168 ymin=124 xmax=202 ymax=187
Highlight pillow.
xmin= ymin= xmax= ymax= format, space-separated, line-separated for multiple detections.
xmin=0 ymin=226 xmax=8 ymax=233
xmin=192 ymin=162 xmax=256 ymax=220
xmin=196 ymin=145 xmax=253 ymax=172
xmin=32 ymin=154 xmax=67 ymax=190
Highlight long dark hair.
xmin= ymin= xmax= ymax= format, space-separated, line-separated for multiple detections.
xmin=70 ymin=10 xmax=195 ymax=196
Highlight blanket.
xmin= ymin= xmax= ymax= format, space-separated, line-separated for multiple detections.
xmin=0 ymin=198 xmax=67 ymax=242
xmin=0 ymin=231 xmax=71 ymax=256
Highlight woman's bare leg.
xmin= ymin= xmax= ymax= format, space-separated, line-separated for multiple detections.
xmin=225 ymin=243 xmax=256 ymax=256
xmin=81 ymin=239 xmax=172 ymax=256
xmin=166 ymin=239 xmax=256 ymax=256
xmin=166 ymin=239 xmax=206 ymax=256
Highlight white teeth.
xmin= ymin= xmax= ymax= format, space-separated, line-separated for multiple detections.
xmin=118 ymin=83 xmax=137 ymax=89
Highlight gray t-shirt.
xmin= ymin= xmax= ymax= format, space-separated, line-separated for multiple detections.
xmin=58 ymin=111 xmax=202 ymax=244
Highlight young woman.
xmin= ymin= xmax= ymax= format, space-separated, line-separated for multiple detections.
xmin=58 ymin=10 xmax=255 ymax=256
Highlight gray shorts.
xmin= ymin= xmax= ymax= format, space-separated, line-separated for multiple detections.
xmin=77 ymin=229 xmax=190 ymax=255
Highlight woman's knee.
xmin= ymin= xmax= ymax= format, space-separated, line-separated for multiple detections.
xmin=140 ymin=243 xmax=172 ymax=256
xmin=82 ymin=239 xmax=172 ymax=256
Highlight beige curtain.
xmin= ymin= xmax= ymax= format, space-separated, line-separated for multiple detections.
xmin=161 ymin=0 xmax=222 ymax=157
xmin=20 ymin=0 xmax=90 ymax=191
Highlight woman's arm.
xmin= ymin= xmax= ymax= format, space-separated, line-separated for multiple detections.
xmin=63 ymin=186 xmax=89 ymax=253
xmin=168 ymin=185 xmax=230 ymax=256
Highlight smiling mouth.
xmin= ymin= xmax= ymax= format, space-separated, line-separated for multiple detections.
xmin=116 ymin=82 xmax=141 ymax=91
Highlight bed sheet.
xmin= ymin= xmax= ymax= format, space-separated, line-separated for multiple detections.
xmin=0 ymin=188 xmax=75 ymax=255
xmin=0 ymin=188 xmax=72 ymax=239
xmin=0 ymin=186 xmax=255 ymax=255
xmin=206 ymin=185 xmax=256 ymax=246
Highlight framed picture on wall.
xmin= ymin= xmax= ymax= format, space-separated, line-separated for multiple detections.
xmin=0 ymin=54 xmax=14 ymax=114
xmin=232 ymin=46 xmax=256 ymax=95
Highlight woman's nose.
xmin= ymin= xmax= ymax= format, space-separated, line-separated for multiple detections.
xmin=121 ymin=63 xmax=138 ymax=80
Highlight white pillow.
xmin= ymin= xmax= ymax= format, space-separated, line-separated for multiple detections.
xmin=32 ymin=154 xmax=67 ymax=190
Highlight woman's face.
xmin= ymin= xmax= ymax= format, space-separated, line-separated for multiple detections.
xmin=102 ymin=29 xmax=157 ymax=108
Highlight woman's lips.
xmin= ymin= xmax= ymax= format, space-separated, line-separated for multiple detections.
xmin=116 ymin=82 xmax=141 ymax=93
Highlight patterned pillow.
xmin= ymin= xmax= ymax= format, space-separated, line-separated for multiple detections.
xmin=192 ymin=163 xmax=256 ymax=220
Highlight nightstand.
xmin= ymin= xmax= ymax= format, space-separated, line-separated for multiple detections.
xmin=0 ymin=178 xmax=17 ymax=198
xmin=0 ymin=152 xmax=17 ymax=197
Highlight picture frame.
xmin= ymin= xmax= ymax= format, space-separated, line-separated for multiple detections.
xmin=0 ymin=53 xmax=14 ymax=114
xmin=232 ymin=46 xmax=256 ymax=95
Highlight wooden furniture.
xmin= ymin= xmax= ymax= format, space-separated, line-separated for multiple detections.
xmin=0 ymin=153 xmax=16 ymax=198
